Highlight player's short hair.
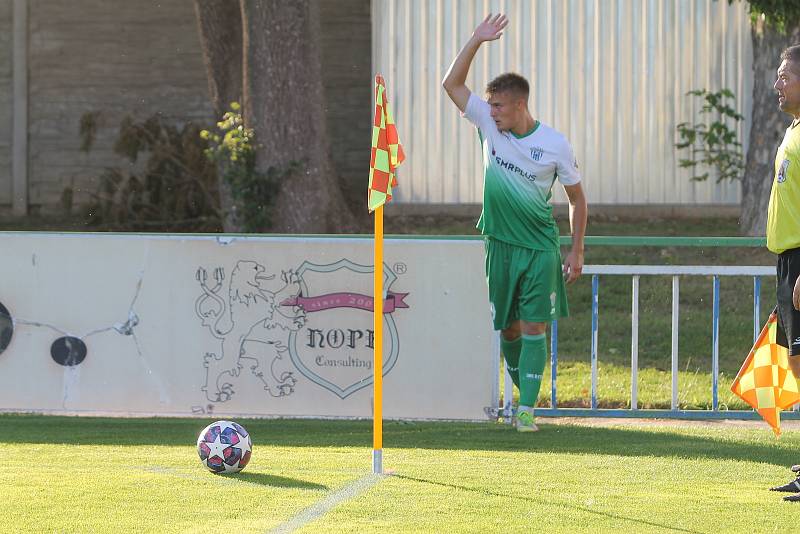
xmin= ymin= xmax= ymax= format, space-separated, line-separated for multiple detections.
xmin=781 ymin=45 xmax=800 ymax=68
xmin=485 ymin=73 xmax=529 ymax=101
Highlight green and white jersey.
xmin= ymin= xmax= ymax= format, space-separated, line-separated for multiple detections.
xmin=464 ymin=92 xmax=581 ymax=250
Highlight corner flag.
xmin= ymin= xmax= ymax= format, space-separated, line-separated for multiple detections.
xmin=368 ymin=74 xmax=405 ymax=212
xmin=731 ymin=310 xmax=800 ymax=436
xmin=369 ymin=74 xmax=404 ymax=474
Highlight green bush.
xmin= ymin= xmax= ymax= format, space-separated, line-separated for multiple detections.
xmin=201 ymin=102 xmax=291 ymax=232
xmin=676 ymin=88 xmax=745 ymax=183
xmin=79 ymin=112 xmax=221 ymax=231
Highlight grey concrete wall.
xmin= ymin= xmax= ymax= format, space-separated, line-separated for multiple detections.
xmin=0 ymin=0 xmax=371 ymax=215
xmin=0 ymin=0 xmax=12 ymax=205
xmin=27 ymin=0 xmax=212 ymax=212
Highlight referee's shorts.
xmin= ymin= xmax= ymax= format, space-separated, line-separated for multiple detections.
xmin=776 ymin=247 xmax=800 ymax=356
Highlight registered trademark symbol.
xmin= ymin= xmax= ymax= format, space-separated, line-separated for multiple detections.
xmin=393 ymin=262 xmax=407 ymax=274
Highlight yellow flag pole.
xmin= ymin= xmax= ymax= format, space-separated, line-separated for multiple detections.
xmin=373 ymin=204 xmax=384 ymax=474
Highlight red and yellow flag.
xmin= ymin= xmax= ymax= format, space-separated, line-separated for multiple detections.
xmin=731 ymin=311 xmax=800 ymax=436
xmin=368 ymin=74 xmax=405 ymax=212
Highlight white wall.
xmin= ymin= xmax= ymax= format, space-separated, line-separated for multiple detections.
xmin=0 ymin=233 xmax=495 ymax=420
xmin=373 ymin=0 xmax=753 ymax=206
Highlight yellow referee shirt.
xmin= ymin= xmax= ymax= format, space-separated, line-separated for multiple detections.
xmin=767 ymin=121 xmax=800 ymax=254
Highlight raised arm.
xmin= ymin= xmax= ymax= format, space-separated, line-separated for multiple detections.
xmin=441 ymin=13 xmax=508 ymax=112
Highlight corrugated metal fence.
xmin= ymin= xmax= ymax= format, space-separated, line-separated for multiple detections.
xmin=372 ymin=0 xmax=753 ymax=206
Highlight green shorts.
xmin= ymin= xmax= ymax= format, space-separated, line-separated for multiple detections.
xmin=485 ymin=237 xmax=569 ymax=331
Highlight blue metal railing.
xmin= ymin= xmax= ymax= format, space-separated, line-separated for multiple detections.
xmin=518 ymin=263 xmax=800 ymax=420
xmin=497 ymin=233 xmax=798 ymax=420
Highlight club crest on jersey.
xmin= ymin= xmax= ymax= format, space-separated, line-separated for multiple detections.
xmin=530 ymin=146 xmax=544 ymax=161
xmin=778 ymin=158 xmax=790 ymax=183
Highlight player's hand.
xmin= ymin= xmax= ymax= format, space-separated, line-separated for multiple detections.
xmin=562 ymin=249 xmax=584 ymax=285
xmin=793 ymin=276 xmax=800 ymax=311
xmin=473 ymin=13 xmax=508 ymax=43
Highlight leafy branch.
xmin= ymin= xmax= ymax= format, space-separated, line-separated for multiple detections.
xmin=675 ymin=88 xmax=745 ymax=183
xmin=739 ymin=0 xmax=800 ymax=31
xmin=201 ymin=103 xmax=292 ymax=232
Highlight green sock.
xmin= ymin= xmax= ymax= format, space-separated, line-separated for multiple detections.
xmin=500 ymin=336 xmax=522 ymax=388
xmin=519 ymin=334 xmax=547 ymax=408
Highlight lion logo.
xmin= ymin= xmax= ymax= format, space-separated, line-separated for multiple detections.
xmin=195 ymin=260 xmax=306 ymax=402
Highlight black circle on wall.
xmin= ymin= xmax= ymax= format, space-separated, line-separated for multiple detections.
xmin=0 ymin=302 xmax=12 ymax=355
xmin=51 ymin=337 xmax=87 ymax=367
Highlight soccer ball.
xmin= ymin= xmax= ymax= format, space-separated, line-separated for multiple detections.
xmin=197 ymin=420 xmax=252 ymax=473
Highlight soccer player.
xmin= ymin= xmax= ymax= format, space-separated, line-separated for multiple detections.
xmin=766 ymin=45 xmax=800 ymax=502
xmin=441 ymin=14 xmax=587 ymax=432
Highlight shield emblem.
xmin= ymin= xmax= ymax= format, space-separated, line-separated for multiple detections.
xmin=286 ymin=259 xmax=404 ymax=399
xmin=778 ymin=158 xmax=790 ymax=183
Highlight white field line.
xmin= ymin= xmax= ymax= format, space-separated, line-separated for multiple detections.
xmin=268 ymin=473 xmax=386 ymax=534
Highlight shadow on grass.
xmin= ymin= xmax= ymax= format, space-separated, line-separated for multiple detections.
xmin=394 ymin=474 xmax=703 ymax=534
xmin=5 ymin=414 xmax=797 ymax=468
xmin=222 ymin=471 xmax=328 ymax=490
xmin=136 ymin=465 xmax=328 ymax=491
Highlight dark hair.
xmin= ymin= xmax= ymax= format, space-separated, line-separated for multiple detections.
xmin=781 ymin=45 xmax=800 ymax=65
xmin=485 ymin=73 xmax=529 ymax=100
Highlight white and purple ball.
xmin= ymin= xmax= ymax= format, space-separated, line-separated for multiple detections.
xmin=197 ymin=420 xmax=252 ymax=473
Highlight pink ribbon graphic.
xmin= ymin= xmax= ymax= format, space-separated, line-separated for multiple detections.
xmin=281 ymin=291 xmax=409 ymax=314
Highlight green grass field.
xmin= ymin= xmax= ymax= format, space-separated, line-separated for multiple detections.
xmin=4 ymin=414 xmax=799 ymax=533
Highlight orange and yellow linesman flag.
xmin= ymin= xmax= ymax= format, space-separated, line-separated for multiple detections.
xmin=368 ymin=74 xmax=405 ymax=212
xmin=731 ymin=311 xmax=800 ymax=436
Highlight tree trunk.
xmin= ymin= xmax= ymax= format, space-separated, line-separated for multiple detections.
xmin=193 ymin=0 xmax=243 ymax=232
xmin=240 ymin=0 xmax=357 ymax=233
xmin=740 ymin=19 xmax=800 ymax=236
xmin=193 ymin=0 xmax=243 ymax=117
